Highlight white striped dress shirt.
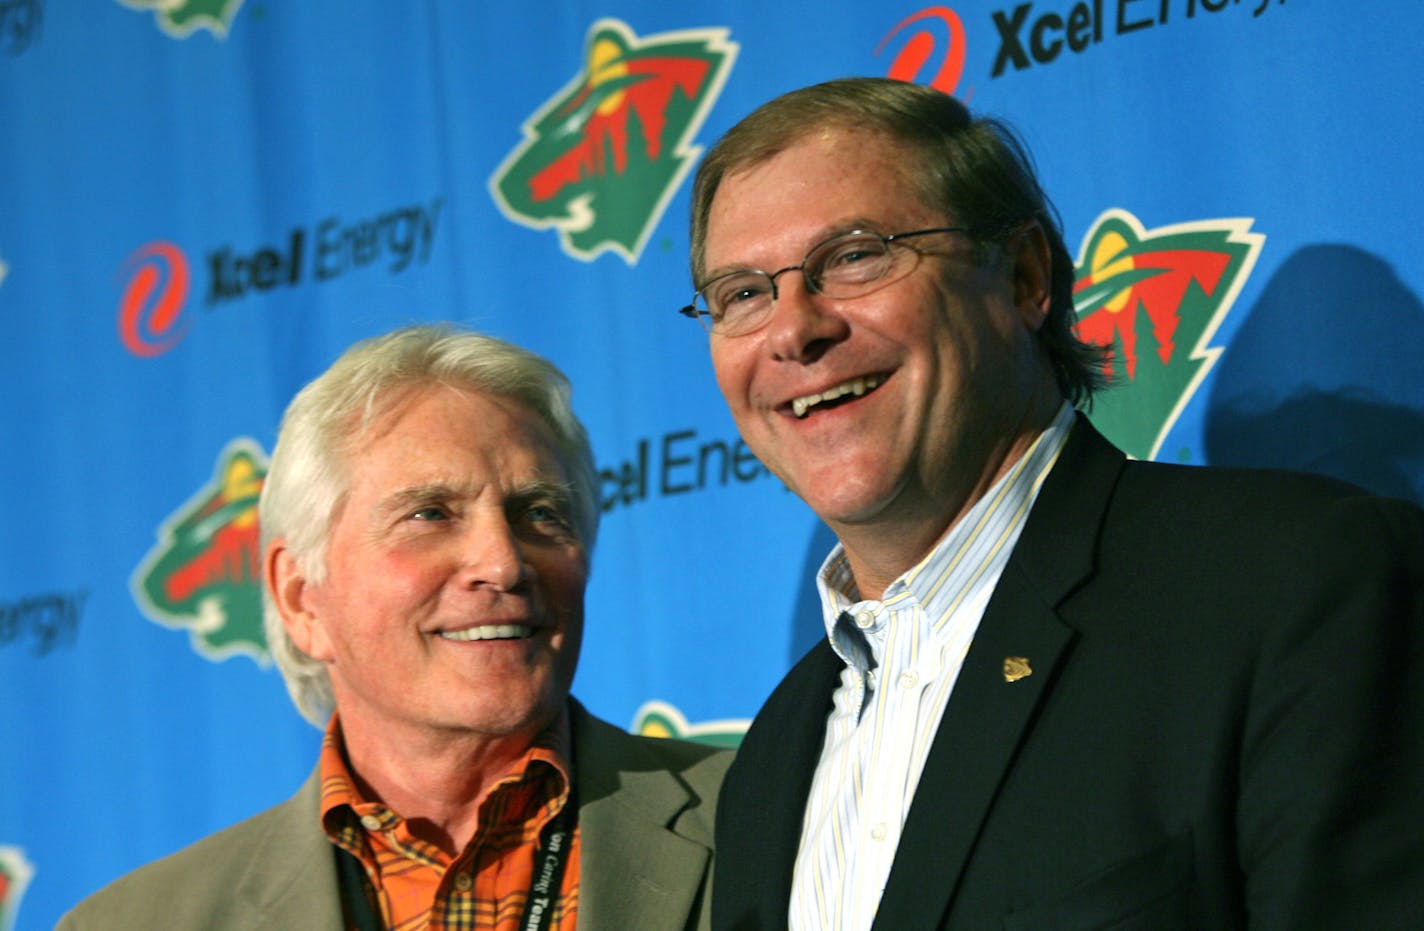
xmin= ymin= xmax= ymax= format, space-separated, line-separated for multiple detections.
xmin=787 ymin=403 xmax=1074 ymax=931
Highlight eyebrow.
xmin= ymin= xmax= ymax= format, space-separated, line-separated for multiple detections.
xmin=375 ymin=479 xmax=575 ymax=519
xmin=505 ymin=480 xmax=576 ymax=511
xmin=701 ymin=217 xmax=888 ymax=283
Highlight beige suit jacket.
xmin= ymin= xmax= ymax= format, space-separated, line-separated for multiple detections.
xmin=59 ymin=702 xmax=731 ymax=930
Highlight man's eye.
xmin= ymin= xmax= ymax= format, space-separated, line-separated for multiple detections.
xmin=829 ymin=248 xmax=874 ymax=266
xmin=821 ymin=238 xmax=885 ymax=270
xmin=521 ymin=503 xmax=574 ymax=533
xmin=709 ymin=275 xmax=771 ymax=313
xmin=727 ymin=285 xmax=768 ymax=304
xmin=409 ymin=506 xmax=449 ymax=521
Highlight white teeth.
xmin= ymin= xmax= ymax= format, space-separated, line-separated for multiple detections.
xmin=791 ymin=375 xmax=883 ymax=418
xmin=438 ymin=624 xmax=534 ymax=642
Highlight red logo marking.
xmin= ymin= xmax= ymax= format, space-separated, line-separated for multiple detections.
xmin=877 ymin=6 xmax=969 ymax=96
xmin=117 ymin=241 xmax=191 ymax=358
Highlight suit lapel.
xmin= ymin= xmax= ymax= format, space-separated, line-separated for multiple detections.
xmin=871 ymin=418 xmax=1125 ymax=930
xmin=870 ymin=578 xmax=1075 ymax=930
xmin=234 ymin=713 xmax=717 ymax=931
xmin=573 ymin=707 xmax=713 ymax=931
xmin=714 ymin=641 xmax=843 ymax=927
xmin=235 ymin=770 xmax=347 ymax=929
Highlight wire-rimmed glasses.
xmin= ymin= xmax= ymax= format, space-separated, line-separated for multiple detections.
xmin=679 ymin=227 xmax=974 ymax=337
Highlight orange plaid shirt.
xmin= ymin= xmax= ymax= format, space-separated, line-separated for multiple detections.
xmin=319 ymin=714 xmax=580 ymax=931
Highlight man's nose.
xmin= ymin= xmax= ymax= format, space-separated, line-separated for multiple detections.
xmin=764 ymin=271 xmax=849 ymax=363
xmin=456 ymin=517 xmax=528 ymax=591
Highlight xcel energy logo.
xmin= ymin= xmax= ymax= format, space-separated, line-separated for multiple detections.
xmin=876 ymin=1 xmax=1289 ymax=93
xmin=116 ymin=197 xmax=441 ymax=357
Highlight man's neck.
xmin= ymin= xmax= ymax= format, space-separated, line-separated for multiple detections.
xmin=338 ymin=712 xmax=560 ymax=857
xmin=834 ymin=484 xmax=992 ymax=603
xmin=836 ymin=397 xmax=1067 ymax=601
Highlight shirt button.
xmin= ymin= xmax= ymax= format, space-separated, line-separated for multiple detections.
xmin=870 ymin=822 xmax=888 ymax=841
xmin=855 ymin=611 xmax=874 ymax=629
xmin=359 ymin=815 xmax=383 ymax=832
xmin=453 ymin=872 xmax=474 ymax=892
xmin=898 ymin=670 xmax=919 ymax=689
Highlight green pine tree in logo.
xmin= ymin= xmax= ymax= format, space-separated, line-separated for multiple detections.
xmin=132 ymin=438 xmax=269 ymax=662
xmin=1074 ymin=209 xmax=1264 ymax=460
xmin=490 ymin=18 xmax=737 ymax=264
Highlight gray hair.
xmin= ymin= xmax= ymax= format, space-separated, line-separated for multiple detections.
xmin=690 ymin=77 xmax=1105 ymax=404
xmin=259 ymin=324 xmax=599 ymax=726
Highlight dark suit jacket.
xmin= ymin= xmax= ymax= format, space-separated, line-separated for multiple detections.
xmin=60 ymin=701 xmax=732 ymax=930
xmin=713 ymin=419 xmax=1424 ymax=930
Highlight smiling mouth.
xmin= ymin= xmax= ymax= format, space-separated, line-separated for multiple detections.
xmin=438 ymin=624 xmax=535 ymax=642
xmin=790 ymin=374 xmax=885 ymax=419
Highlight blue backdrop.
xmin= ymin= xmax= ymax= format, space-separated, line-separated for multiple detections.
xmin=3 ymin=2 xmax=1422 ymax=927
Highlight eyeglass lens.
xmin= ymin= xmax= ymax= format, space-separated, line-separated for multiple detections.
xmin=699 ymin=232 xmax=896 ymax=334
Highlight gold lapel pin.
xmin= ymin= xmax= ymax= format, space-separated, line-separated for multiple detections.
xmin=1003 ymin=656 xmax=1033 ymax=683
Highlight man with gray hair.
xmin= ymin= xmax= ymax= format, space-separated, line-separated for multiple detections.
xmin=60 ymin=324 xmax=730 ymax=931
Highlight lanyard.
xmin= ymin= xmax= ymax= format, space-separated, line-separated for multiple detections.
xmin=517 ymin=788 xmax=577 ymax=931
xmin=335 ymin=788 xmax=578 ymax=931
xmin=335 ymin=842 xmax=382 ymax=931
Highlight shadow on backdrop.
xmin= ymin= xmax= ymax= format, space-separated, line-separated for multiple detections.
xmin=789 ymin=521 xmax=840 ymax=665
xmin=1205 ymin=243 xmax=1424 ymax=506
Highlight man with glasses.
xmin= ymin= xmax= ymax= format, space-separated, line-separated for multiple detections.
xmin=686 ymin=78 xmax=1424 ymax=930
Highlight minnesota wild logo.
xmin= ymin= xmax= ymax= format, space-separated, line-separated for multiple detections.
xmin=0 ymin=846 xmax=34 ymax=931
xmin=117 ymin=0 xmax=244 ymax=38
xmin=632 ymin=699 xmax=747 ymax=749
xmin=132 ymin=438 xmax=268 ymax=662
xmin=1074 ymin=209 xmax=1264 ymax=460
xmin=491 ymin=18 xmax=737 ymax=264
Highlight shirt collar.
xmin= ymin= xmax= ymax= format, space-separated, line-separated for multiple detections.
xmin=317 ymin=705 xmax=574 ymax=841
xmin=816 ymin=402 xmax=1076 ymax=665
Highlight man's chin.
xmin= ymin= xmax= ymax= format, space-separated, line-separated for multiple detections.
xmin=438 ymin=685 xmax=568 ymax=741
xmin=803 ymin=484 xmax=902 ymax=529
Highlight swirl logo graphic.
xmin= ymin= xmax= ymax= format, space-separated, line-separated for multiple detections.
xmin=876 ymin=6 xmax=969 ymax=96
xmin=132 ymin=438 xmax=269 ymax=663
xmin=117 ymin=0 xmax=244 ymax=39
xmin=117 ymin=241 xmax=191 ymax=358
xmin=0 ymin=846 xmax=34 ymax=931
xmin=633 ymin=699 xmax=747 ymax=749
xmin=1074 ymin=209 xmax=1264 ymax=460
xmin=491 ymin=18 xmax=737 ymax=264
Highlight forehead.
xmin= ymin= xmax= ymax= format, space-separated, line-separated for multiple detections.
xmin=704 ymin=127 xmax=933 ymax=268
xmin=349 ymin=385 xmax=566 ymax=484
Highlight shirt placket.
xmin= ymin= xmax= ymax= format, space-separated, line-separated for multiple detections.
xmin=851 ymin=597 xmax=932 ymax=928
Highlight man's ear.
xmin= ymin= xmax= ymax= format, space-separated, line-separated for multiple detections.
xmin=1009 ymin=221 xmax=1053 ymax=333
xmin=266 ymin=540 xmax=333 ymax=662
